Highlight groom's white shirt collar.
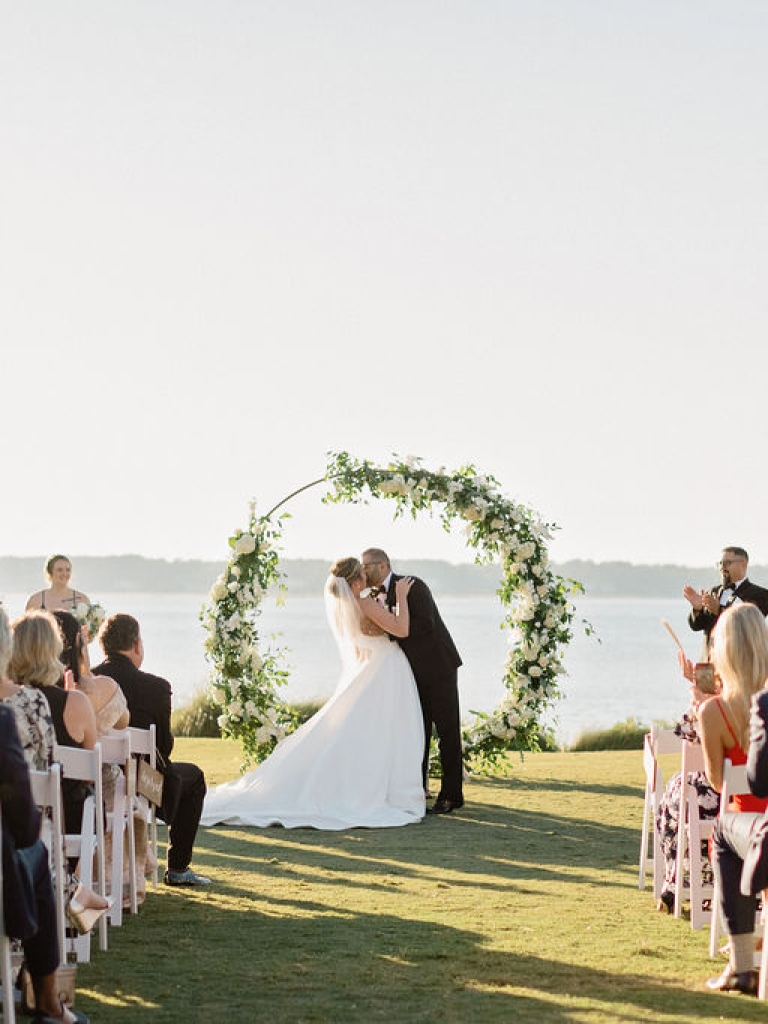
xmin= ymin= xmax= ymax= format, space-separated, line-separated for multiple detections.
xmin=381 ymin=572 xmax=393 ymax=592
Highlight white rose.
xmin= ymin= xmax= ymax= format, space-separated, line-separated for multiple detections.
xmin=210 ymin=579 xmax=228 ymax=602
xmin=228 ymin=581 xmax=239 ymax=593
xmin=231 ymin=565 xmax=241 ymax=578
xmin=216 ymin=714 xmax=228 ymax=729
xmin=234 ymin=534 xmax=256 ymax=556
xmin=227 ymin=700 xmax=243 ymax=718
xmin=528 ymin=666 xmax=543 ymax=678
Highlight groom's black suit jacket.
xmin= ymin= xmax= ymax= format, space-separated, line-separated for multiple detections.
xmin=385 ymin=574 xmax=462 ymax=687
xmin=385 ymin=572 xmax=464 ymax=802
xmin=688 ymin=578 xmax=768 ymax=640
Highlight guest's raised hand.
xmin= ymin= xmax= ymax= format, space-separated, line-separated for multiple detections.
xmin=677 ymin=650 xmax=694 ymax=682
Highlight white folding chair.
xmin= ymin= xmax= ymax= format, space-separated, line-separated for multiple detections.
xmin=0 ymin=802 xmax=17 ymax=1024
xmin=53 ymin=744 xmax=107 ymax=961
xmin=638 ymin=728 xmax=682 ymax=896
xmin=675 ymin=740 xmax=717 ymax=928
xmin=127 ymin=725 xmax=159 ymax=888
xmin=100 ymin=730 xmax=137 ymax=924
xmin=709 ymin=759 xmax=756 ymax=956
xmin=28 ymin=763 xmax=67 ymax=966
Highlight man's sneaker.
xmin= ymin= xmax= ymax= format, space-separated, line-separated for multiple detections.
xmin=164 ymin=868 xmax=212 ymax=886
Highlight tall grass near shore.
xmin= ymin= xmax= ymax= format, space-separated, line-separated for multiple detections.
xmin=77 ymin=743 xmax=762 ymax=1023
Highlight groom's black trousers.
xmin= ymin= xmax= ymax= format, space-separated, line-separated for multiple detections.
xmin=417 ymin=668 xmax=463 ymax=802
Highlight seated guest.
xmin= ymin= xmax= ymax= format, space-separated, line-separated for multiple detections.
xmin=707 ymin=634 xmax=768 ymax=993
xmin=2 ymin=607 xmax=110 ymax=930
xmin=655 ymin=604 xmax=768 ymax=913
xmin=53 ymin=611 xmax=128 ymax=734
xmin=26 ymin=554 xmax=90 ymax=613
xmin=93 ymin=613 xmax=210 ymax=886
xmin=0 ymin=607 xmax=55 ymax=771
xmin=53 ymin=610 xmax=156 ymax=902
xmin=1 ymin=703 xmax=90 ymax=1023
xmin=9 ymin=611 xmax=98 ymax=836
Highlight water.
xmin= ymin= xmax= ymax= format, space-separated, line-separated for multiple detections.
xmin=1 ymin=592 xmax=698 ymax=744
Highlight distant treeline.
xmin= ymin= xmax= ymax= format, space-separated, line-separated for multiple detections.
xmin=0 ymin=555 xmax=752 ymax=598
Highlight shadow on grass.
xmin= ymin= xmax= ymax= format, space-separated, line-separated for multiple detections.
xmin=81 ymin=890 xmax=767 ymax=1023
xmin=196 ymin=797 xmax=638 ymax=894
xmin=476 ymin=773 xmax=643 ymax=800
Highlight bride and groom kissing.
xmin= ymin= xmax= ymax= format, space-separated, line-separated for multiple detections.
xmin=201 ymin=548 xmax=464 ymax=830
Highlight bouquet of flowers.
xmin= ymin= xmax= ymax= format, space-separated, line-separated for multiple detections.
xmin=72 ymin=602 xmax=107 ymax=643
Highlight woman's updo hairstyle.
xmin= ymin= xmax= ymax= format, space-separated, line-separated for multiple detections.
xmin=327 ymin=557 xmax=363 ymax=597
xmin=52 ymin=610 xmax=85 ymax=683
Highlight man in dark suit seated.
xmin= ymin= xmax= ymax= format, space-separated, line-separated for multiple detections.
xmin=707 ymin=688 xmax=768 ymax=995
xmin=684 ymin=546 xmax=768 ymax=649
xmin=93 ymin=613 xmax=210 ymax=887
xmin=1 ymin=704 xmax=89 ymax=1022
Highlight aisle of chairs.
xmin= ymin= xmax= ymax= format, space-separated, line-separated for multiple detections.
xmin=639 ymin=726 xmax=768 ymax=999
xmin=1 ymin=725 xmax=160 ymax=1022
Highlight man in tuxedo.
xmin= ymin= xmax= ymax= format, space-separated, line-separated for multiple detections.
xmin=706 ymin=688 xmax=768 ymax=994
xmin=685 ymin=546 xmax=768 ymax=648
xmin=362 ymin=548 xmax=464 ymax=814
xmin=93 ymin=613 xmax=210 ymax=887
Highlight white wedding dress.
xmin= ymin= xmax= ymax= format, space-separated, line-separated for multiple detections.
xmin=200 ymin=581 xmax=425 ymax=830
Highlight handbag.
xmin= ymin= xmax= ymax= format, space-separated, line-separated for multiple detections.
xmin=21 ymin=964 xmax=77 ymax=1013
xmin=3 ymin=842 xmax=39 ymax=940
xmin=136 ymin=759 xmax=164 ymax=806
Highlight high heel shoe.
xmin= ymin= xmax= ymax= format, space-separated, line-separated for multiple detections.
xmin=656 ymin=889 xmax=675 ymax=914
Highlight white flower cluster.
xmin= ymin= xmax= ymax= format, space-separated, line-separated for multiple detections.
xmin=72 ymin=601 xmax=107 ymax=643
xmin=324 ymin=451 xmax=583 ymax=762
xmin=201 ymin=507 xmax=293 ymax=765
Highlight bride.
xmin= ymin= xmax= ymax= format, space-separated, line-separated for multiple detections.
xmin=200 ymin=556 xmax=425 ymax=829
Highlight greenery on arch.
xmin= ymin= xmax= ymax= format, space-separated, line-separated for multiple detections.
xmin=201 ymin=451 xmax=584 ymax=769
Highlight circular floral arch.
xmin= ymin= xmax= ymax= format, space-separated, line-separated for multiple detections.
xmin=202 ymin=451 xmax=583 ymax=769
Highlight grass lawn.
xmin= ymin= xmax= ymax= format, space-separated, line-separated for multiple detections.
xmin=75 ymin=741 xmax=764 ymax=1022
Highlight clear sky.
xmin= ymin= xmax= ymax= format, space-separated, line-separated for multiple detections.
xmin=3 ymin=2 xmax=768 ymax=571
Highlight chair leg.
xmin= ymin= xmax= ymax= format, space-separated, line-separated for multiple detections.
xmin=107 ymin=776 xmax=126 ymax=928
xmin=1 ymin=935 xmax=16 ymax=1024
xmin=639 ymin=785 xmax=651 ymax=890
xmin=759 ymin=894 xmax=768 ymax=999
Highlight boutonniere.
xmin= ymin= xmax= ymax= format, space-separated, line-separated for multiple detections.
xmin=361 ymin=586 xmax=382 ymax=599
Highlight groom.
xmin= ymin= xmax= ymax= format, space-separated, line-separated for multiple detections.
xmin=361 ymin=548 xmax=464 ymax=814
